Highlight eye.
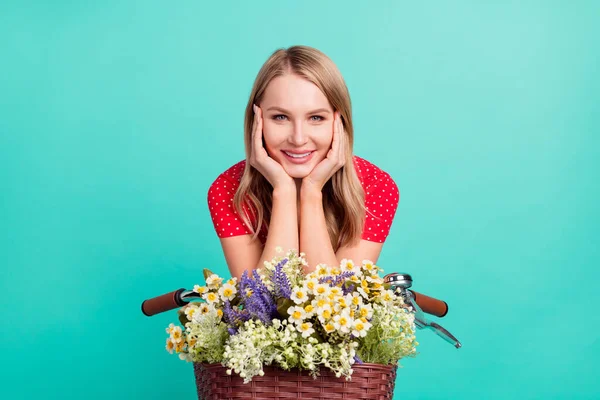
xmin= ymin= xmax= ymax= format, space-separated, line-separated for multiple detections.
xmin=273 ymin=114 xmax=288 ymax=121
xmin=310 ymin=115 xmax=325 ymax=122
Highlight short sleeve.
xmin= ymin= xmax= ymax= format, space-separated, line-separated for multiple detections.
xmin=361 ymin=171 xmax=400 ymax=243
xmin=207 ymin=174 xmax=253 ymax=239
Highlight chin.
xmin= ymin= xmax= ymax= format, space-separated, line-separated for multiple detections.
xmin=284 ymin=167 xmax=312 ymax=179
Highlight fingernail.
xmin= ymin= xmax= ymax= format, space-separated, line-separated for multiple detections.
xmin=253 ymin=104 xmax=257 ymax=114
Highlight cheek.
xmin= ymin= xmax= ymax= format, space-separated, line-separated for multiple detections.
xmin=262 ymin=122 xmax=287 ymax=155
xmin=313 ymin=126 xmax=333 ymax=149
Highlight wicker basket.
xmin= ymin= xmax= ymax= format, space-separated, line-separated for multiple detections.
xmin=193 ymin=362 xmax=397 ymax=400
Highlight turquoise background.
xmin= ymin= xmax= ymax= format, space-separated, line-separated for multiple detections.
xmin=1 ymin=1 xmax=598 ymax=399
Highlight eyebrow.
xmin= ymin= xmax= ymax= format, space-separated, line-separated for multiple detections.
xmin=265 ymin=106 xmax=331 ymax=114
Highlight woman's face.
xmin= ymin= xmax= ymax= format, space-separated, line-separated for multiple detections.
xmin=259 ymin=73 xmax=334 ymax=180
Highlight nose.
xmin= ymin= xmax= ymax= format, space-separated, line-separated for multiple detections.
xmin=288 ymin=121 xmax=308 ymax=146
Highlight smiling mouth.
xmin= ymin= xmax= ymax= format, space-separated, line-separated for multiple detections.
xmin=283 ymin=151 xmax=313 ymax=158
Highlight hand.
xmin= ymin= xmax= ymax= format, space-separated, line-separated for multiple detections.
xmin=249 ymin=104 xmax=295 ymax=191
xmin=303 ymin=111 xmax=347 ymax=191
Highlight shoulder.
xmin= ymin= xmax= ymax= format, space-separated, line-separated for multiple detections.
xmin=208 ymin=160 xmax=246 ymax=192
xmin=207 ymin=160 xmax=246 ymax=209
xmin=212 ymin=160 xmax=246 ymax=185
xmin=352 ymin=155 xmax=397 ymax=191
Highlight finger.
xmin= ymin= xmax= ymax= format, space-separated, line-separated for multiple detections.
xmin=332 ymin=112 xmax=342 ymax=155
xmin=337 ymin=113 xmax=346 ymax=166
xmin=253 ymin=106 xmax=264 ymax=156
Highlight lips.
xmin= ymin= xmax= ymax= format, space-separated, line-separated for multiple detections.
xmin=281 ymin=150 xmax=314 ymax=164
xmin=283 ymin=151 xmax=313 ymax=158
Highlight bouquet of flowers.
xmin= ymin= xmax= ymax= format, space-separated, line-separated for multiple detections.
xmin=164 ymin=248 xmax=419 ymax=383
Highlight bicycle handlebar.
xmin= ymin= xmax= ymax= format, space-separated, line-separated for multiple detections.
xmin=141 ymin=288 xmax=449 ymax=318
xmin=409 ymin=290 xmax=448 ymax=317
xmin=141 ymin=288 xmax=187 ymax=316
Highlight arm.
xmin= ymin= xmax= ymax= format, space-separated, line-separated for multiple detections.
xmin=299 ymin=186 xmax=385 ymax=272
xmin=299 ymin=111 xmax=345 ymax=272
xmin=218 ymin=186 xmax=297 ymax=280
xmin=255 ymin=186 xmax=298 ymax=271
xmin=219 ymin=185 xmax=298 ymax=279
xmin=299 ymin=184 xmax=338 ymax=273
xmin=218 ymin=105 xmax=299 ymax=279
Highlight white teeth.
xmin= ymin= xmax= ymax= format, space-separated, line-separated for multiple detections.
xmin=284 ymin=151 xmax=311 ymax=158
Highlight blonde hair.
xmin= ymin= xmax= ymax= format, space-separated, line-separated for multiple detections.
xmin=234 ymin=45 xmax=365 ymax=251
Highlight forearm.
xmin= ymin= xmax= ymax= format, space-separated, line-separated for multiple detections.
xmin=255 ymin=186 xmax=299 ymax=270
xmin=299 ymin=184 xmax=339 ymax=273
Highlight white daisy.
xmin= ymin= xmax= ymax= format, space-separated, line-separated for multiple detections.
xmin=316 ymin=303 xmax=333 ymax=323
xmin=184 ymin=304 xmax=198 ymax=320
xmin=358 ymin=303 xmax=374 ymax=319
xmin=218 ymin=283 xmax=237 ymax=301
xmin=322 ymin=321 xmax=336 ymax=334
xmin=351 ymin=318 xmax=372 ymax=337
xmin=303 ymin=277 xmax=319 ymax=294
xmin=297 ymin=322 xmax=315 ymax=338
xmin=202 ymin=291 xmax=219 ymax=305
xmin=193 ymin=285 xmax=208 ymax=295
xmin=313 ymin=283 xmax=330 ymax=297
xmin=287 ymin=305 xmax=306 ymax=324
xmin=333 ymin=310 xmax=353 ymax=334
xmin=205 ymin=274 xmax=223 ymax=289
xmin=290 ymin=286 xmax=309 ymax=305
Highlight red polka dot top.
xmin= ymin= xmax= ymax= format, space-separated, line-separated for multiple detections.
xmin=207 ymin=156 xmax=400 ymax=244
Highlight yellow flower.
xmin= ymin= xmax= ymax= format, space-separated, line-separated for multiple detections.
xmin=314 ymin=284 xmax=329 ymax=297
xmin=184 ymin=306 xmax=197 ymax=320
xmin=165 ymin=337 xmax=175 ymax=354
xmin=323 ymin=322 xmax=336 ymax=333
xmin=206 ymin=274 xmax=223 ymax=290
xmin=193 ymin=285 xmax=208 ymax=295
xmin=216 ymin=309 xmax=223 ymax=318
xmin=165 ymin=323 xmax=176 ymax=334
xmin=297 ymin=322 xmax=315 ymax=338
xmin=304 ymin=278 xmax=319 ymax=293
xmin=352 ymin=319 xmax=372 ymax=338
xmin=203 ymin=292 xmax=219 ymax=305
xmin=343 ymin=259 xmax=354 ymax=271
xmin=362 ymin=261 xmax=374 ymax=272
xmin=380 ymin=290 xmax=394 ymax=302
xmin=175 ymin=340 xmax=185 ymax=353
xmin=287 ymin=306 xmax=306 ymax=324
xmin=199 ymin=304 xmax=210 ymax=314
xmin=171 ymin=326 xmax=183 ymax=343
xmin=291 ymin=286 xmax=308 ymax=305
xmin=219 ymin=283 xmax=237 ymax=301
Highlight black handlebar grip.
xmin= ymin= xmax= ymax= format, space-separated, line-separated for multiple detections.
xmin=141 ymin=288 xmax=186 ymax=316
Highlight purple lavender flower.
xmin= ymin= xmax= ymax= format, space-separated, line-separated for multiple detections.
xmin=273 ymin=258 xmax=291 ymax=299
xmin=353 ymin=355 xmax=364 ymax=364
xmin=234 ymin=269 xmax=278 ymax=325
xmin=342 ymin=284 xmax=356 ymax=296
xmin=319 ymin=271 xmax=355 ymax=287
xmin=223 ymin=300 xmax=250 ymax=332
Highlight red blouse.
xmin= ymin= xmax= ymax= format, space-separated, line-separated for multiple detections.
xmin=207 ymin=156 xmax=400 ymax=244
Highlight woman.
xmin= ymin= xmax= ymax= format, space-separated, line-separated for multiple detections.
xmin=208 ymin=45 xmax=400 ymax=279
